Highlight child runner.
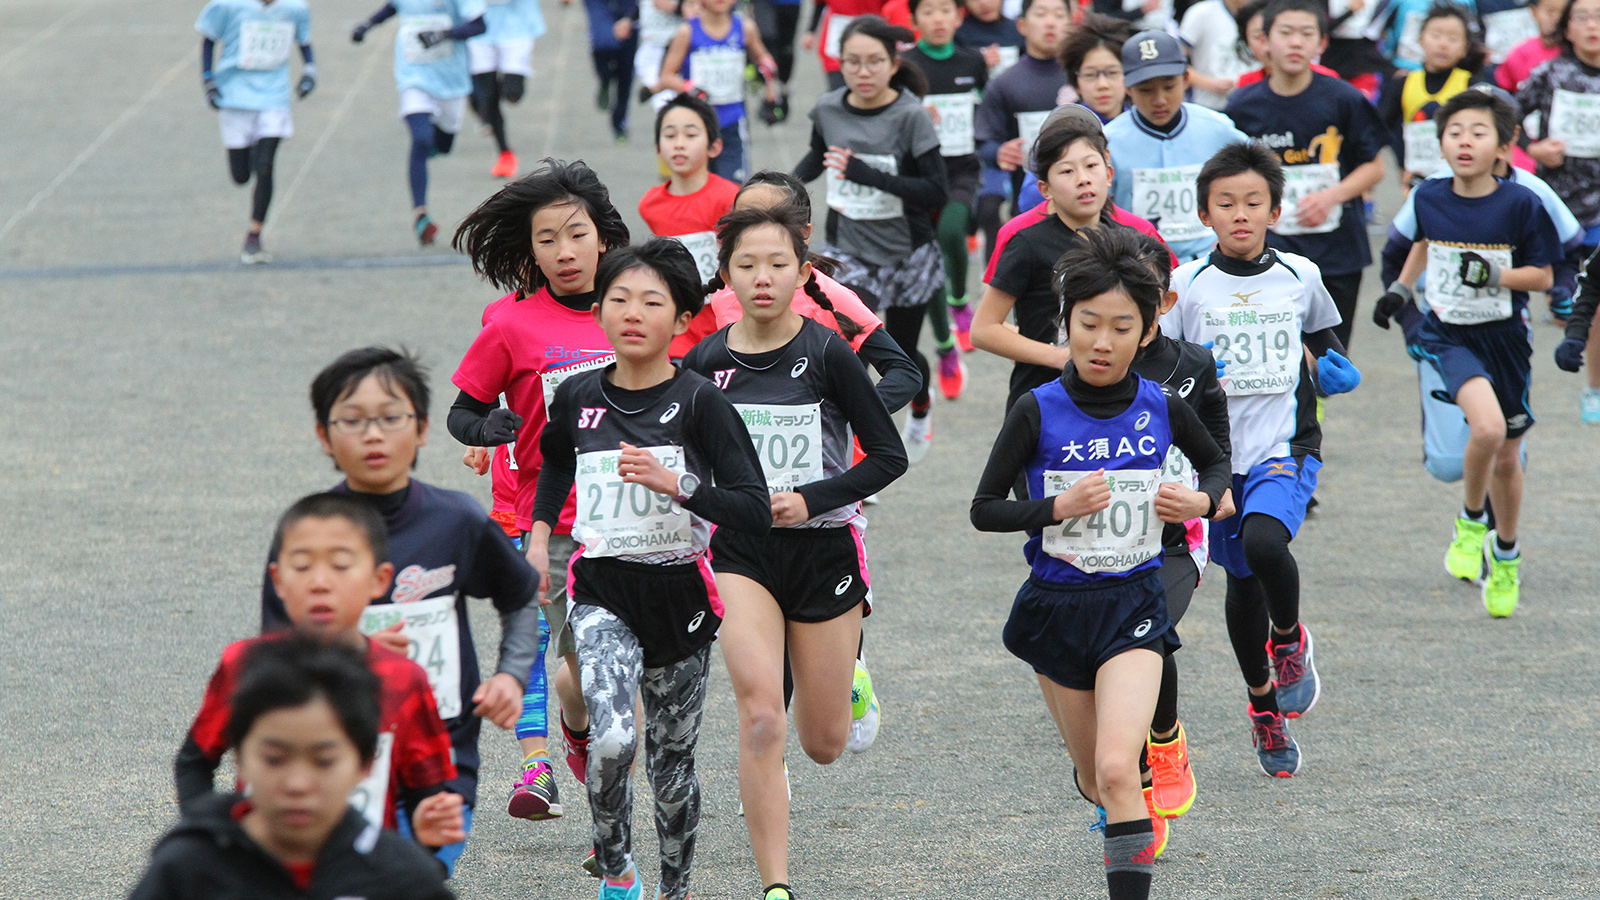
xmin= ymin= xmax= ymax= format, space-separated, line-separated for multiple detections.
xmin=958 ymin=0 xmax=1028 ymax=264
xmin=1166 ymin=141 xmax=1363 ymax=775
xmin=447 ymin=159 xmax=633 ymax=872
xmin=468 ymin=0 xmax=545 ymax=178
xmin=753 ymin=0 xmax=804 ymax=122
xmin=681 ymin=204 xmax=908 ymax=900
xmin=905 ymin=0 xmax=989 ymax=396
xmin=1496 ymin=0 xmax=1563 ymax=93
xmin=1375 ymin=3 xmax=1485 ymax=189
xmin=1377 ymin=0 xmax=1479 ymax=71
xmin=970 ymin=226 xmax=1231 ymax=900
xmin=259 ymin=349 xmax=539 ymax=875
xmin=180 ymin=493 xmax=465 ymax=848
xmin=194 ymin=0 xmax=315 ymax=264
xmin=1180 ymin=0 xmax=1255 ymax=110
xmin=796 ymin=16 xmax=948 ymax=462
xmin=1060 ymin=13 xmax=1134 ymax=125
xmin=529 ymin=239 xmax=772 ymax=900
xmin=636 ymin=0 xmax=693 ymax=110
xmin=1224 ymin=0 xmax=1387 ymax=352
xmin=639 ymin=93 xmax=740 ymax=293
xmin=1371 ymin=89 xmax=1560 ymax=616
xmin=1106 ymin=30 xmax=1250 ymax=264
xmin=584 ymin=0 xmax=639 ymax=142
xmin=135 ymin=634 xmax=454 ymax=900
xmin=975 ymin=0 xmax=1074 ymax=217
xmin=658 ymin=0 xmax=781 ymax=181
xmin=1557 ymin=247 xmax=1600 ymax=418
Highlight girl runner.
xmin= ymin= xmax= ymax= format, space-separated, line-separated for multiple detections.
xmin=467 ymin=0 xmax=545 ymax=178
xmin=680 ymin=204 xmax=909 ymax=900
xmin=1375 ymin=3 xmax=1485 ymax=190
xmin=658 ymin=0 xmax=782 ymax=181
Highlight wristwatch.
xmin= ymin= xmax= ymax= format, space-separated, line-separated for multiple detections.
xmin=674 ymin=472 xmax=700 ymax=503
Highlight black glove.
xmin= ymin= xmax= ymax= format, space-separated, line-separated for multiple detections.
xmin=203 ymin=75 xmax=221 ymax=110
xmin=1372 ymin=282 xmax=1412 ymax=330
xmin=1555 ymin=337 xmax=1586 ymax=372
xmin=1458 ymin=251 xmax=1500 ymax=290
xmin=296 ymin=67 xmax=316 ymax=99
xmin=480 ymin=408 xmax=524 ymax=445
xmin=416 ymin=30 xmax=446 ymax=49
xmin=350 ymin=22 xmax=369 ymax=43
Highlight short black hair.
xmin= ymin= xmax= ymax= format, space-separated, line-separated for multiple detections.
xmin=1053 ymin=226 xmax=1165 ymax=337
xmin=1197 ymin=140 xmax=1286 ymax=210
xmin=1032 ymin=116 xmax=1110 ymax=181
xmin=1421 ymin=3 xmax=1488 ymax=72
xmin=738 ymin=170 xmax=813 ymax=218
xmin=311 ymin=346 xmax=429 ymax=429
xmin=1261 ymin=0 xmax=1328 ymax=38
xmin=227 ymin=633 xmax=383 ymax=764
xmin=595 ymin=238 xmax=708 ymax=316
xmin=908 ymin=0 xmax=961 ymax=16
xmin=654 ymin=92 xmax=721 ymax=147
xmin=1059 ymin=12 xmax=1135 ymax=85
xmin=1022 ymin=0 xmax=1069 ymax=17
xmin=1435 ymin=87 xmax=1517 ymax=146
xmin=453 ymin=158 xmax=630 ymax=298
xmin=1135 ymin=233 xmax=1173 ymax=291
xmin=271 ymin=491 xmax=389 ymax=569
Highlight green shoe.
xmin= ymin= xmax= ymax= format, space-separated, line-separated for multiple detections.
xmin=1445 ymin=516 xmax=1489 ymax=583
xmin=1482 ymin=534 xmax=1520 ymax=618
xmin=845 ymin=660 xmax=879 ymax=753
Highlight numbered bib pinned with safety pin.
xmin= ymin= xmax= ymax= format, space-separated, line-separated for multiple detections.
xmin=1040 ymin=468 xmax=1164 ymax=574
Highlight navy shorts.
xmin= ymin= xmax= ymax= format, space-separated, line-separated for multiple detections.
xmin=1414 ymin=313 xmax=1534 ymax=439
xmin=710 ymin=526 xmax=871 ymax=623
xmin=1210 ymin=455 xmax=1321 ymax=579
xmin=1002 ymin=568 xmax=1177 ymax=691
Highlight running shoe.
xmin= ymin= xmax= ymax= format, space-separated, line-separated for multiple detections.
xmin=1268 ymin=624 xmax=1320 ymax=718
xmin=937 ymin=347 xmax=967 ymax=400
xmin=562 ymin=717 xmax=591 ymax=786
xmin=1086 ymin=805 xmax=1106 ymax=832
xmin=599 ymin=875 xmax=642 ymax=900
xmin=1142 ymin=786 xmax=1169 ymax=858
xmin=241 ymin=233 xmax=270 ymax=265
xmin=583 ymin=847 xmax=601 ymax=877
xmin=491 ymin=149 xmax=518 ymax=178
xmin=507 ymin=758 xmax=563 ymax=820
xmin=758 ymin=96 xmax=782 ymax=126
xmin=1146 ymin=721 xmax=1196 ymax=818
xmin=901 ymin=410 xmax=932 ymax=464
xmin=950 ymin=303 xmax=975 ymax=353
xmin=1445 ymin=515 xmax=1490 ymax=583
xmin=845 ymin=660 xmax=879 ymax=753
xmin=1248 ymin=702 xmax=1301 ymax=777
xmin=1481 ymin=532 xmax=1520 ymax=618
xmin=596 ymin=81 xmax=611 ymax=112
xmin=415 ymin=213 xmax=438 ymax=247
xmin=763 ymin=884 xmax=794 ymax=900
xmin=1582 ymin=388 xmax=1600 ymax=425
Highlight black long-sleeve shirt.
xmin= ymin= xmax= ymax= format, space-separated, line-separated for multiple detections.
xmin=855 ymin=326 xmax=922 ymax=413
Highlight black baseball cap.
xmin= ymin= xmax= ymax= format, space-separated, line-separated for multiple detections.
xmin=1122 ymin=31 xmax=1188 ymax=87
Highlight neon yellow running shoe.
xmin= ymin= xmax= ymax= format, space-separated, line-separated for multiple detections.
xmin=845 ymin=661 xmax=879 ymax=753
xmin=1445 ymin=516 xmax=1489 ymax=583
xmin=1482 ymin=534 xmax=1520 ymax=618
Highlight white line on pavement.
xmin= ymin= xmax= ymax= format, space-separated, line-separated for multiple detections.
xmin=262 ymin=49 xmax=382 ymax=239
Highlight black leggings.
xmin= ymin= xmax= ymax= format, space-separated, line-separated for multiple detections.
xmin=1152 ymin=551 xmax=1198 ymax=735
xmin=752 ymin=0 xmax=801 ymax=85
xmin=471 ymin=72 xmax=510 ymax=153
xmin=591 ymin=40 xmax=637 ymax=136
xmin=1223 ymin=515 xmax=1300 ymax=691
xmin=227 ymin=138 xmax=280 ymax=226
xmin=884 ymin=304 xmax=932 ymax=409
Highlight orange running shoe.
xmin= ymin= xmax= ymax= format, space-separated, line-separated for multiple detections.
xmin=1147 ymin=721 xmax=1197 ymax=818
xmin=1143 ymin=786 xmax=1169 ymax=859
xmin=491 ymin=149 xmax=518 ymax=178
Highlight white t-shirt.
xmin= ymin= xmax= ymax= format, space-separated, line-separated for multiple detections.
xmin=1179 ymin=0 xmax=1253 ymax=111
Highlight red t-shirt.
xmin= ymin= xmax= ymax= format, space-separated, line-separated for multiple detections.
xmin=983 ymin=203 xmax=1173 ymax=283
xmin=1496 ymin=36 xmax=1560 ymax=94
xmin=638 ymin=175 xmax=742 ymax=359
xmin=188 ymin=636 xmax=456 ymax=832
xmin=454 ymin=289 xmax=615 ymax=533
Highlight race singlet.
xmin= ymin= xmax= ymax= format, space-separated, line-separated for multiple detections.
xmin=823 ymin=13 xmax=857 ymax=60
xmin=1197 ymin=294 xmax=1301 ymax=396
xmin=574 ymin=445 xmax=695 ymax=558
xmin=1548 ymin=89 xmax=1600 ymax=159
xmin=735 ymin=402 xmax=824 ymax=492
xmin=399 ymin=14 xmax=455 ymax=65
xmin=926 ymin=92 xmax=978 ymax=157
xmin=672 ymin=230 xmax=720 ymax=283
xmin=1483 ymin=7 xmax=1540 ymax=64
xmin=1402 ymin=120 xmax=1446 ymax=176
xmin=1131 ymin=164 xmax=1206 ymax=243
xmin=236 ymin=20 xmax=295 ymax=70
xmin=691 ymin=47 xmax=745 ymax=106
xmin=1275 ymin=163 xmax=1342 ymax=236
xmin=347 ymin=732 xmax=395 ymax=829
xmin=1040 ymin=468 xmax=1164 ymax=574
xmin=827 ymin=153 xmax=904 ymax=221
xmin=542 ymin=353 xmax=616 ymax=409
xmin=1425 ymin=243 xmax=1514 ymax=324
xmin=360 ymin=595 xmax=463 ymax=719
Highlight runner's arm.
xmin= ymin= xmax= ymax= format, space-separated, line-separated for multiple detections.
xmin=794 ymin=125 xmax=828 ymax=182
xmin=1166 ymin=395 xmax=1230 ymax=515
xmin=855 ymin=327 xmax=921 ymax=412
xmin=794 ymin=337 xmax=908 ymax=514
xmin=970 ymin=394 xmax=1060 ymax=531
xmin=685 ymin=383 xmax=773 ymax=534
xmin=448 ymin=390 xmax=515 ymax=446
xmin=173 ymin=734 xmax=220 ymax=810
xmin=842 ymin=147 xmax=948 ymax=209
xmin=1302 ymin=326 xmax=1347 ymax=360
xmin=1565 ymin=247 xmax=1600 ymax=345
xmin=531 ymin=393 xmax=578 ymax=531
xmin=445 ymin=15 xmax=486 ymax=40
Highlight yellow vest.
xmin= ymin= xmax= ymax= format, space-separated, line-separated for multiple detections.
xmin=1401 ymin=68 xmax=1472 ymax=124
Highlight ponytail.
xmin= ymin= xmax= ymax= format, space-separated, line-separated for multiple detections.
xmin=802 ymin=272 xmax=866 ymax=341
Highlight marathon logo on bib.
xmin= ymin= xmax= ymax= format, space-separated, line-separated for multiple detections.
xmin=1199 ymin=292 xmax=1299 ymax=396
xmin=391 ymin=564 xmax=457 ymax=604
xmin=1425 ymin=242 xmax=1514 ymax=324
xmin=1040 ymin=468 xmax=1164 ymax=573
xmin=574 ymin=445 xmax=695 ymax=558
xmin=737 ymin=402 xmax=824 ymax=492
xmin=237 ymin=20 xmax=295 ymax=71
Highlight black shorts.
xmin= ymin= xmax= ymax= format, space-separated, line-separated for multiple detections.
xmin=569 ymin=555 xmax=721 ymax=667
xmin=945 ymin=155 xmax=981 ymax=209
xmin=1415 ymin=313 xmax=1535 ymax=438
xmin=709 ymin=526 xmax=871 ymax=623
xmin=1002 ymin=568 xmax=1178 ymax=691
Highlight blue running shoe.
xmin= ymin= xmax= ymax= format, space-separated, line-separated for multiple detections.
xmin=1248 ymin=703 xmax=1301 ymax=777
xmin=1087 ymin=805 xmax=1106 ymax=832
xmin=599 ymin=874 xmax=642 ymax=900
xmin=1268 ymin=624 xmax=1320 ymax=717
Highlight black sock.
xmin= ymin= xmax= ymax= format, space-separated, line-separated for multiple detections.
xmin=1104 ymin=819 xmax=1155 ymax=900
xmin=1270 ymin=623 xmax=1302 ymax=647
xmin=1496 ymin=535 xmax=1516 ymax=553
xmin=1464 ymin=505 xmax=1487 ymax=523
xmin=1250 ymin=687 xmax=1279 ymax=715
xmin=561 ymin=716 xmax=589 ymax=741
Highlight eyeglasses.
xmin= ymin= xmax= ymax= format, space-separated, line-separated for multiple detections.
xmin=327 ymin=413 xmax=417 ymax=435
xmin=841 ymin=55 xmax=891 ymax=72
xmin=1079 ymin=67 xmax=1124 ymax=83
xmin=1572 ymin=11 xmax=1600 ymax=23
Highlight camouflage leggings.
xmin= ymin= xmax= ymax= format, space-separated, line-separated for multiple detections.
xmin=571 ymin=603 xmax=710 ymax=900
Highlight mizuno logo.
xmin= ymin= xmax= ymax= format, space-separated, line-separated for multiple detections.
xmin=1231 ymin=290 xmax=1261 ymax=304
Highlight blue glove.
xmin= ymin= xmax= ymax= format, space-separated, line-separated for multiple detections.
xmin=1555 ymin=337 xmax=1586 ymax=372
xmin=1317 ymin=349 xmax=1361 ymax=395
xmin=1201 ymin=340 xmax=1226 ymax=379
xmin=296 ymin=65 xmax=316 ymax=99
xmin=203 ymin=75 xmax=221 ymax=109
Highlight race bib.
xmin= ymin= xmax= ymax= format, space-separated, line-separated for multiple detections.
xmin=736 ymin=402 xmax=824 ymax=492
xmin=574 ymin=445 xmax=694 ymax=557
xmin=360 ymin=595 xmax=463 ymax=719
xmin=926 ymin=92 xmax=977 ymax=157
xmin=1197 ymin=294 xmax=1301 ymax=396
xmin=1549 ymin=89 xmax=1600 ymax=158
xmin=1131 ymin=164 xmax=1205 ymax=243
xmin=1017 ymin=109 xmax=1050 ymax=161
xmin=1396 ymin=9 xmax=1425 ymax=65
xmin=824 ymin=13 xmax=857 ymax=59
xmin=1402 ymin=120 xmax=1446 ymax=176
xmin=1484 ymin=7 xmax=1540 ymax=64
xmin=1158 ymin=444 xmax=1209 ymax=573
xmin=673 ymin=230 xmax=720 ymax=283
xmin=691 ymin=47 xmax=745 ymax=106
xmin=1040 ymin=468 xmax=1164 ymax=574
xmin=1425 ymin=243 xmax=1513 ymax=324
xmin=347 ymin=733 xmax=394 ymax=829
xmin=399 ymin=14 xmax=454 ymax=65
xmin=1275 ymin=164 xmax=1342 ymax=236
xmin=541 ymin=353 xmax=616 ymax=409
xmin=827 ymin=153 xmax=903 ymax=221
xmin=237 ymin=20 xmax=295 ymax=71
xmin=990 ymin=45 xmax=1020 ymax=78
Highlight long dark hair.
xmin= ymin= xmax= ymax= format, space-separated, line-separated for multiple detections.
xmin=711 ymin=204 xmax=866 ymax=341
xmin=1058 ymin=13 xmax=1136 ymax=86
xmin=839 ymin=16 xmax=930 ymax=97
xmin=736 ymin=170 xmax=839 ymax=277
xmin=452 ymin=158 xmax=630 ymax=298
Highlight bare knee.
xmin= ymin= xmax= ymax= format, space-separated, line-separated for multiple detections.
xmin=797 ymin=720 xmax=847 ymax=764
xmin=1095 ymin=754 xmax=1143 ymax=804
